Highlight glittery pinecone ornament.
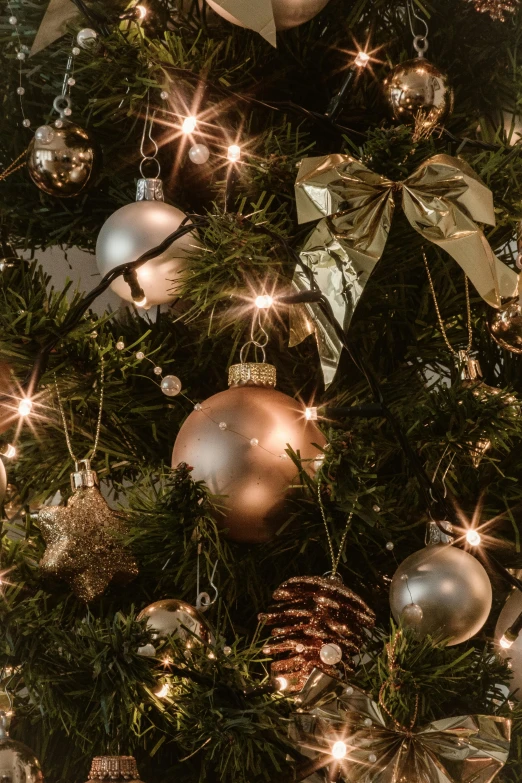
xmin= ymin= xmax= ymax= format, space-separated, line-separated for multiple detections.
xmin=465 ymin=0 xmax=519 ymax=21
xmin=259 ymin=575 xmax=375 ymax=692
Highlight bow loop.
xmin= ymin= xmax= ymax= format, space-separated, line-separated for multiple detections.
xmin=291 ymin=153 xmax=519 ymax=386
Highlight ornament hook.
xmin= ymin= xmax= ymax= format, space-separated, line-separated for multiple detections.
xmin=196 ymin=558 xmax=219 ymax=611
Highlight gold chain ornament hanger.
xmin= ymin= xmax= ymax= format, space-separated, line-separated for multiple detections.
xmin=317 ymin=482 xmax=357 ymax=578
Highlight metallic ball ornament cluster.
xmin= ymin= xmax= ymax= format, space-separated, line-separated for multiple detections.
xmin=138 ymin=598 xmax=214 ymax=647
xmin=390 ymin=535 xmax=492 ymax=645
xmin=27 ymin=120 xmax=99 ymax=198
xmin=206 ymin=0 xmax=330 ymax=31
xmin=171 ymin=362 xmax=326 ymax=543
xmin=489 ymin=298 xmax=522 ymax=354
xmin=384 ymin=58 xmax=453 ymax=131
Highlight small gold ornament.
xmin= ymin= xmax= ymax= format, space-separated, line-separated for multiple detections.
xmin=27 ymin=119 xmax=99 ymax=198
xmin=259 ymin=575 xmax=375 ymax=692
xmin=290 ymin=669 xmax=511 ymax=783
xmin=383 ymin=58 xmax=454 ymax=133
xmin=38 ymin=460 xmax=138 ymax=602
xmin=489 ymin=297 xmax=522 ymax=354
xmin=0 ymin=712 xmax=44 ymax=783
xmin=86 ymin=756 xmax=145 ymax=783
xmin=138 ymin=598 xmax=214 ymax=649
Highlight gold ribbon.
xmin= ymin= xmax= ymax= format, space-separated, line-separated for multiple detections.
xmin=290 ymin=670 xmax=511 ymax=783
xmin=290 ymin=153 xmax=520 ymax=387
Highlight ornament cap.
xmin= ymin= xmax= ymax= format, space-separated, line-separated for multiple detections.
xmin=88 ymin=756 xmax=141 ymax=781
xmin=136 ymin=178 xmax=164 ymax=202
xmin=458 ymin=351 xmax=483 ymax=381
xmin=71 ymin=459 xmax=98 ymax=491
xmin=228 ymin=362 xmax=276 ymax=388
xmin=427 ymin=519 xmax=454 ymax=545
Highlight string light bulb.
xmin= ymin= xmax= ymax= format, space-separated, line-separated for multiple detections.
xmin=227 ymin=144 xmax=241 ymax=163
xmin=305 ymin=407 xmax=318 ymax=421
xmin=500 ymin=634 xmax=514 ymax=649
xmin=182 ymin=116 xmax=197 ymax=134
xmin=18 ymin=398 xmax=32 ymax=417
xmin=133 ymin=295 xmax=147 ymax=308
xmin=154 ymin=682 xmax=170 ymax=699
xmin=331 ymin=741 xmax=347 ymax=760
xmin=135 ymin=4 xmax=147 ymax=19
xmin=255 ymin=294 xmax=273 ymax=309
xmin=275 ymin=676 xmax=288 ymax=691
xmin=354 ymin=51 xmax=370 ymax=68
xmin=466 ymin=529 xmax=481 ymax=546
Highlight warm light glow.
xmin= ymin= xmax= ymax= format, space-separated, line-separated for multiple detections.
xmin=18 ymin=399 xmax=32 ymax=417
xmin=227 ymin=144 xmax=241 ymax=163
xmin=354 ymin=51 xmax=370 ymax=68
xmin=162 ymin=656 xmax=172 ymax=666
xmin=135 ymin=4 xmax=147 ymax=19
xmin=305 ymin=407 xmax=318 ymax=421
xmin=255 ymin=294 xmax=273 ymax=309
xmin=154 ymin=683 xmax=170 ymax=699
xmin=500 ymin=634 xmax=514 ymax=649
xmin=466 ymin=529 xmax=481 ymax=546
xmin=208 ymin=652 xmax=216 ymax=660
xmin=331 ymin=741 xmax=347 ymax=760
xmin=182 ymin=116 xmax=197 ymax=134
xmin=2 ymin=444 xmax=16 ymax=459
xmin=133 ymin=295 xmax=147 ymax=308
xmin=275 ymin=676 xmax=288 ymax=691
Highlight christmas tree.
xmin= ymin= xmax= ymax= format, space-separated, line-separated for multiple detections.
xmin=1 ymin=0 xmax=522 ymax=781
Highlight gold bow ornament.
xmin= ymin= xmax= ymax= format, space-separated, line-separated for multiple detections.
xmin=289 ymin=153 xmax=520 ymax=386
xmin=31 ymin=0 xmax=80 ymax=56
xmin=289 ymin=669 xmax=511 ymax=783
xmin=206 ymin=0 xmax=277 ymax=46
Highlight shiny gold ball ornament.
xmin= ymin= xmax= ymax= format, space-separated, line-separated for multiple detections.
xmin=96 ymin=177 xmax=196 ymax=307
xmin=171 ymin=362 xmax=327 ymax=543
xmin=489 ymin=297 xmax=522 ymax=353
xmin=495 ymin=587 xmax=522 ymax=698
xmin=27 ymin=119 xmax=98 ymax=198
xmin=138 ymin=598 xmax=214 ymax=648
xmin=206 ymin=0 xmax=330 ymax=33
xmin=384 ymin=57 xmax=453 ymax=133
xmin=0 ymin=712 xmax=43 ymax=783
xmin=86 ymin=756 xmax=145 ymax=783
xmin=389 ymin=523 xmax=492 ymax=645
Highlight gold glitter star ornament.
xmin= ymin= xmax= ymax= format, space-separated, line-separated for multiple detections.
xmin=38 ymin=460 xmax=138 ymax=602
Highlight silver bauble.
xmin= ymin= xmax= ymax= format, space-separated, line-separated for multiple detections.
xmin=206 ymin=0 xmax=330 ymax=31
xmin=138 ymin=598 xmax=214 ymax=647
xmin=390 ymin=543 xmax=492 ymax=645
xmin=495 ymin=588 xmax=522 ymax=699
xmin=0 ymin=715 xmax=43 ymax=783
xmin=172 ymin=362 xmax=326 ymax=543
xmin=76 ymin=28 xmax=98 ymax=50
xmin=489 ymin=298 xmax=522 ymax=354
xmin=27 ymin=120 xmax=98 ymax=198
xmin=383 ymin=58 xmax=453 ymax=130
xmin=96 ymin=178 xmax=196 ymax=307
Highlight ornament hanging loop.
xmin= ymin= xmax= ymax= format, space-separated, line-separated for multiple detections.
xmin=413 ymin=35 xmax=428 ymax=57
xmin=53 ymin=94 xmax=72 ymax=120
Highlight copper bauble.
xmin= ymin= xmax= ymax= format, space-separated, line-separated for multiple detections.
xmin=138 ymin=598 xmax=213 ymax=646
xmin=383 ymin=58 xmax=453 ymax=130
xmin=172 ymin=363 xmax=326 ymax=543
xmin=206 ymin=0 xmax=329 ymax=32
xmin=27 ymin=120 xmax=98 ymax=198
xmin=495 ymin=588 xmax=522 ymax=698
xmin=390 ymin=539 xmax=492 ymax=645
xmin=489 ymin=298 xmax=522 ymax=353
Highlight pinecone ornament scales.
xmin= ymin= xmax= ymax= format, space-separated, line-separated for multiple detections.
xmin=259 ymin=575 xmax=375 ymax=691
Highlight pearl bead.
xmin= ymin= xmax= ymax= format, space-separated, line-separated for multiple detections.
xmin=363 ymin=718 xmax=372 ymax=727
xmin=386 ymin=541 xmax=394 ymax=551
xmin=160 ymin=90 xmax=169 ymax=100
xmin=63 ymin=107 xmax=72 ymax=116
xmin=136 ymin=351 xmax=145 ymax=360
xmin=16 ymin=87 xmax=25 ymax=96
xmin=189 ymin=143 xmax=210 ymax=165
xmin=223 ymin=645 xmax=232 ymax=656
xmin=373 ymin=504 xmax=381 ymax=512
xmin=67 ymin=77 xmax=76 ymax=86
xmin=194 ymin=403 xmax=202 ymax=411
xmin=218 ymin=421 xmax=227 ymax=431
xmin=17 ymin=51 xmax=26 ymax=61
xmin=153 ymin=366 xmax=162 ymax=375
xmin=71 ymin=46 xmax=81 ymax=56
xmin=345 ymin=686 xmax=354 ymax=695
xmin=116 ymin=341 xmax=125 ymax=351
xmin=22 ymin=118 xmax=30 ymax=127
xmin=160 ymin=375 xmax=182 ymax=397
xmin=295 ymin=643 xmax=305 ymax=653
xmin=9 ymin=16 xmax=17 ymax=25
xmin=35 ymin=125 xmax=54 ymax=143
xmin=369 ymin=753 xmax=377 ymax=763
xmin=250 ymin=438 xmax=259 ymax=446
xmin=319 ymin=643 xmax=342 ymax=666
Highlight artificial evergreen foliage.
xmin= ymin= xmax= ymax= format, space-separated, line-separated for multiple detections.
xmin=1 ymin=1 xmax=522 ymax=782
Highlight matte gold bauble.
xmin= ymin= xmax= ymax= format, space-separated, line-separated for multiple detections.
xmin=138 ymin=598 xmax=214 ymax=646
xmin=495 ymin=588 xmax=522 ymax=698
xmin=383 ymin=58 xmax=453 ymax=130
xmin=390 ymin=538 xmax=492 ymax=645
xmin=172 ymin=363 xmax=326 ymax=543
xmin=206 ymin=0 xmax=330 ymax=32
xmin=0 ymin=714 xmax=43 ymax=783
xmin=27 ymin=120 xmax=98 ymax=198
xmin=489 ymin=298 xmax=522 ymax=353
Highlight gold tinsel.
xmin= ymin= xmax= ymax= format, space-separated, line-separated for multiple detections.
xmin=465 ymin=0 xmax=519 ymax=20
